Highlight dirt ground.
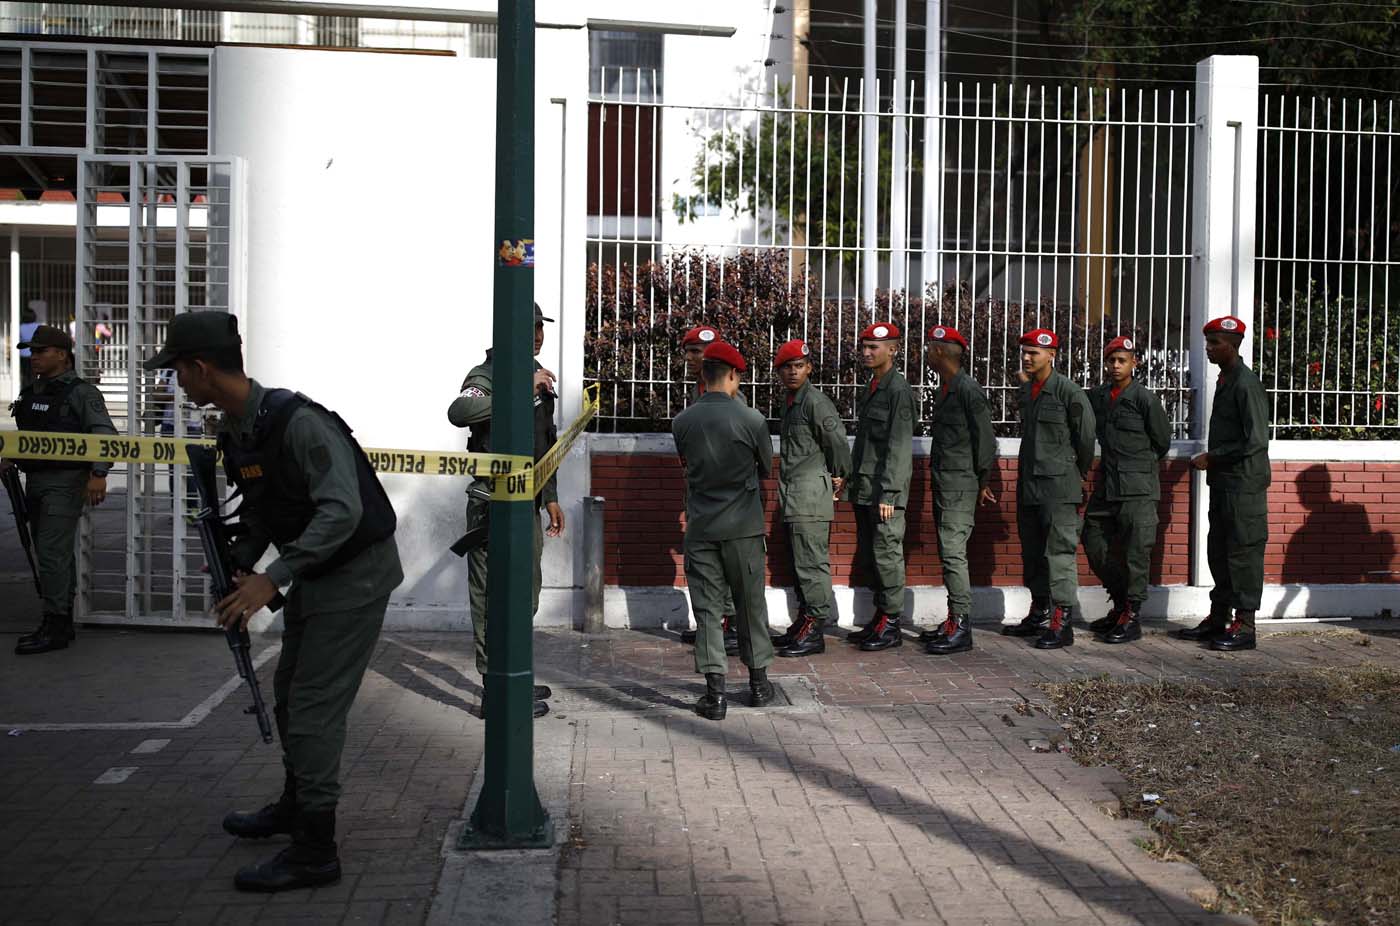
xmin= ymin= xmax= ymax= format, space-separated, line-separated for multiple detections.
xmin=1042 ymin=634 xmax=1400 ymax=926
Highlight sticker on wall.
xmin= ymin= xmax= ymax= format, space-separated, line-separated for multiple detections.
xmin=499 ymin=238 xmax=535 ymax=267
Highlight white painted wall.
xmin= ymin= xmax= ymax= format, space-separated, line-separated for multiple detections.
xmin=212 ymin=46 xmax=501 ymax=627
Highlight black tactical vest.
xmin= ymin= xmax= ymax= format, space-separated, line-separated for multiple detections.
xmin=219 ymin=389 xmax=396 ymax=579
xmin=12 ymin=377 xmax=88 ymax=472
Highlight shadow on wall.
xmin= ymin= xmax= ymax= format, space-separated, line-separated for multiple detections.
xmin=1280 ymin=464 xmax=1396 ymax=614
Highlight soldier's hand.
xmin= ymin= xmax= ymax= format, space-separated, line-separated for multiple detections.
xmin=879 ymin=502 xmax=895 ymax=522
xmin=533 ymin=367 xmax=557 ymax=395
xmin=545 ymin=501 xmax=565 ymax=537
xmin=86 ymin=474 xmax=107 ymax=506
xmin=831 ymin=476 xmax=845 ymax=500
xmin=1191 ymin=452 xmax=1210 ymax=471
xmin=215 ymin=573 xmax=279 ymax=632
xmin=978 ymin=487 xmax=997 ymax=507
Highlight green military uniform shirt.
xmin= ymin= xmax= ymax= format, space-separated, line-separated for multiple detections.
xmin=449 ymin=354 xmax=559 ymax=506
xmin=779 ymin=382 xmax=850 ymax=522
xmin=1206 ymin=362 xmax=1271 ymax=491
xmin=1088 ymin=380 xmax=1172 ymax=500
xmin=850 ymin=367 xmax=915 ymax=506
xmin=929 ymin=370 xmax=995 ymax=492
xmin=18 ymin=369 xmax=118 ymax=475
xmin=672 ymin=392 xmax=771 ymax=538
xmin=224 ymin=380 xmax=404 ymax=616
xmin=1017 ymin=371 xmax=1096 ymax=502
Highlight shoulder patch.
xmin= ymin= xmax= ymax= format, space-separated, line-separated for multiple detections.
xmin=822 ymin=415 xmax=840 ymax=432
xmin=309 ymin=444 xmax=333 ymax=474
xmin=898 ymin=404 xmax=913 ymax=420
xmin=460 ymin=385 xmax=488 ymax=399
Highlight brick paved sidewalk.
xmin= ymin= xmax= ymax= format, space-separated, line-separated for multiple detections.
xmin=2 ymin=619 xmax=1397 ymax=925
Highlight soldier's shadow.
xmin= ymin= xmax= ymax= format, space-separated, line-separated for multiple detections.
xmin=369 ymin=639 xmax=484 ymax=717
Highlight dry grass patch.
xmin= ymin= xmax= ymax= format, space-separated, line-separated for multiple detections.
xmin=1042 ymin=664 xmax=1400 ymax=926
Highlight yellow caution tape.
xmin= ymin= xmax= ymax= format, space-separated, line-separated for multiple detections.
xmin=532 ymin=383 xmax=600 ymax=494
xmin=0 ymin=384 xmax=599 ymax=502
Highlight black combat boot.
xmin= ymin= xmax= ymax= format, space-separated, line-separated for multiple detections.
xmin=1003 ymin=604 xmax=1051 ymax=637
xmin=1102 ymin=602 xmax=1142 ymax=644
xmin=1089 ymin=599 xmax=1125 ymax=634
xmin=847 ymin=613 xmax=883 ymax=644
xmin=224 ymin=773 xmax=297 ymax=839
xmin=1177 ymin=607 xmax=1230 ymax=641
xmin=15 ymin=613 xmax=73 ymax=655
xmin=858 ymin=613 xmax=902 ymax=651
xmin=234 ymin=808 xmax=341 ymax=893
xmin=16 ymin=614 xmax=50 ymax=648
xmin=918 ymin=615 xmax=951 ymax=644
xmin=749 ymin=667 xmax=775 ymax=707
xmin=772 ymin=608 xmax=806 ymax=646
xmin=695 ymin=672 xmax=727 ymax=720
xmin=1033 ymin=606 xmax=1075 ymax=650
xmin=722 ymin=616 xmax=740 ymax=655
xmin=1210 ymin=611 xmax=1257 ymax=652
xmin=777 ymin=614 xmax=825 ymax=657
xmin=926 ymin=614 xmax=972 ymax=655
xmin=680 ymin=626 xmax=698 ymax=644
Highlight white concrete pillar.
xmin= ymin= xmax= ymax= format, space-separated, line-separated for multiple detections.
xmin=1189 ymin=55 xmax=1259 ymax=586
xmin=888 ymin=0 xmax=907 ymax=293
xmin=921 ymin=0 xmax=941 ymax=306
xmin=861 ymin=0 xmax=878 ymax=307
xmin=9 ymin=226 xmax=19 ymax=402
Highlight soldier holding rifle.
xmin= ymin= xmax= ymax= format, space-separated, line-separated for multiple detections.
xmin=144 ymin=311 xmax=402 ymax=894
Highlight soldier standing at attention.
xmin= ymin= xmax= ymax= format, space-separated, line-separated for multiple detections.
xmin=672 ymin=341 xmax=775 ymax=719
xmin=1083 ymin=336 xmax=1171 ymax=644
xmin=769 ymin=338 xmax=851 ymax=657
xmin=145 ymin=312 xmax=402 ymax=893
xmin=845 ymin=323 xmax=915 ymax=652
xmin=1004 ymin=328 xmax=1096 ymax=649
xmin=1181 ymin=315 xmax=1271 ymax=652
xmin=449 ymin=303 xmax=564 ymax=718
xmin=3 ymin=325 xmax=115 ymax=655
xmin=678 ymin=324 xmax=739 ymax=653
xmin=920 ymin=326 xmax=996 ymax=656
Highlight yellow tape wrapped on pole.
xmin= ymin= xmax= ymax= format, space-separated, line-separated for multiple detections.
xmin=0 ymin=386 xmax=597 ymax=500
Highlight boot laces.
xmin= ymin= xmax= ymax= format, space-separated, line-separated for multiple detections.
xmin=1049 ymin=608 xmax=1065 ymax=632
xmin=1225 ymin=617 xmax=1243 ymax=635
xmin=1116 ymin=607 xmax=1134 ymax=626
xmin=941 ymin=616 xmax=958 ymax=636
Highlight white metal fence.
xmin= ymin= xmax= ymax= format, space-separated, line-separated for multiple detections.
xmin=586 ymin=73 xmax=1196 ymax=434
xmin=0 ymin=4 xmax=498 ymax=56
xmin=1255 ymin=96 xmax=1399 ymax=437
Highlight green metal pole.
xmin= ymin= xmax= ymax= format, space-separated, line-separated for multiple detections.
xmin=461 ymin=0 xmax=550 ymax=850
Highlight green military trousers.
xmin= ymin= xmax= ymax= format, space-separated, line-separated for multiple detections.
xmin=1017 ymin=501 xmax=1083 ymax=609
xmin=684 ymin=534 xmax=773 ymax=675
xmin=786 ymin=521 xmax=835 ymax=622
xmin=1081 ymin=496 xmax=1158 ymax=606
xmin=853 ymin=504 xmax=907 ymax=617
xmin=1207 ymin=489 xmax=1268 ymax=612
xmin=467 ymin=511 xmax=543 ymax=675
xmin=933 ymin=488 xmax=977 ymax=617
xmin=26 ymin=470 xmax=87 ymax=617
xmin=274 ymin=591 xmax=388 ymax=812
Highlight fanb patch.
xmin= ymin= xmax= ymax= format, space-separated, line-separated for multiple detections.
xmin=460 ymin=386 xmax=487 ymax=398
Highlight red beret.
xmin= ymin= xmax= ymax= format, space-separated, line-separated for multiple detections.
xmin=1103 ymin=335 xmax=1137 ymax=356
xmin=1203 ymin=316 xmax=1246 ymax=336
xmin=926 ymin=325 xmax=968 ymax=349
xmin=859 ymin=322 xmax=900 ymax=341
xmin=773 ymin=339 xmax=811 ymax=368
xmin=702 ymin=340 xmax=747 ymax=373
xmin=1019 ymin=328 xmax=1059 ymax=349
xmin=682 ymin=325 xmax=720 ymax=347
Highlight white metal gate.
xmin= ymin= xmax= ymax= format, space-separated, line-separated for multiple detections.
xmin=74 ymin=153 xmax=244 ymax=623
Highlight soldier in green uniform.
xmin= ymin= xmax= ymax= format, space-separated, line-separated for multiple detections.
xmin=1083 ymin=336 xmax=1171 ymax=644
xmin=3 ymin=325 xmax=115 ymax=655
xmin=678 ymin=324 xmax=740 ymax=653
xmin=919 ymin=326 xmax=996 ymax=656
xmin=1005 ymin=328 xmax=1096 ymax=649
xmin=144 ymin=311 xmax=403 ymax=893
xmin=845 ymin=322 xmax=915 ymax=651
xmin=448 ymin=304 xmax=564 ymax=718
xmin=1181 ymin=315 xmax=1271 ymax=652
xmin=672 ymin=341 xmax=775 ymax=719
xmin=769 ymin=338 xmax=851 ymax=657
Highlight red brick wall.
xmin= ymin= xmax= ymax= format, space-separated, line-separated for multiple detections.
xmin=591 ymin=455 xmax=1400 ymax=587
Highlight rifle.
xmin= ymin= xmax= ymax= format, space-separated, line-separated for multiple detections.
xmin=2 ymin=466 xmax=41 ymax=597
xmin=186 ymin=444 xmax=279 ymax=744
